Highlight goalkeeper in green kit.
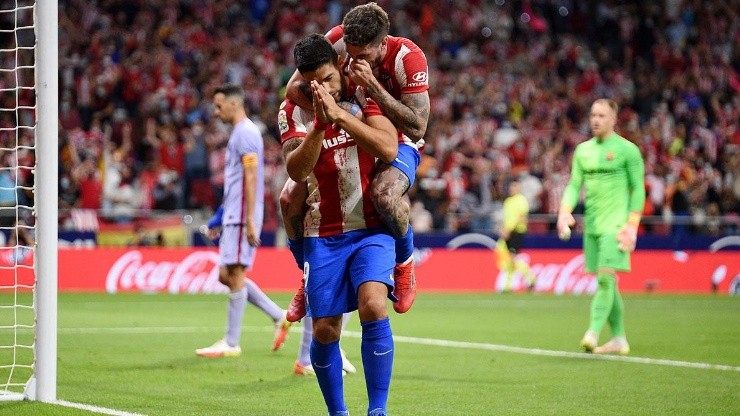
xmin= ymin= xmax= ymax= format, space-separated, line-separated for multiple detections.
xmin=557 ymin=98 xmax=645 ymax=355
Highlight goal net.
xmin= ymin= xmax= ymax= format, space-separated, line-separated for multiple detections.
xmin=0 ymin=0 xmax=57 ymax=402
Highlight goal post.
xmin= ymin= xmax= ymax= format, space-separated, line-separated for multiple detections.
xmin=34 ymin=0 xmax=58 ymax=403
xmin=0 ymin=0 xmax=57 ymax=402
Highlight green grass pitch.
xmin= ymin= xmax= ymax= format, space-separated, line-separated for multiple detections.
xmin=1 ymin=292 xmax=738 ymax=415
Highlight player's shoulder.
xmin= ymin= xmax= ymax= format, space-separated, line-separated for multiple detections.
xmin=278 ymin=98 xmax=311 ymax=139
xmin=615 ymin=134 xmax=642 ymax=154
xmin=235 ymin=117 xmax=260 ymax=136
xmin=575 ymin=138 xmax=595 ymax=152
xmin=389 ymin=35 xmax=423 ymax=52
xmin=325 ymin=24 xmax=344 ymax=44
xmin=280 ymin=98 xmax=312 ymax=119
xmin=389 ymin=36 xmax=427 ymax=61
xmin=279 ymin=98 xmax=299 ymax=114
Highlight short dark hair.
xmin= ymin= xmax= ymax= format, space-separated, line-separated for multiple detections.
xmin=294 ymin=33 xmax=338 ymax=73
xmin=342 ymin=2 xmax=389 ymax=46
xmin=214 ymin=84 xmax=244 ymax=101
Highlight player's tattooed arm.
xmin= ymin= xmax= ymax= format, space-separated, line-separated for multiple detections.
xmin=283 ymin=136 xmax=321 ymax=182
xmin=281 ymin=137 xmax=303 ymax=161
xmin=365 ymin=83 xmax=430 ymax=142
xmin=372 ymin=164 xmax=410 ymax=238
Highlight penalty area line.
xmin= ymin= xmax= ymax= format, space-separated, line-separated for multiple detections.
xmin=56 ymin=400 xmax=147 ymax=416
xmin=342 ymin=330 xmax=740 ymax=373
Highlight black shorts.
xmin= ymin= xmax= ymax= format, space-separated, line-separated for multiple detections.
xmin=506 ymin=231 xmax=525 ymax=254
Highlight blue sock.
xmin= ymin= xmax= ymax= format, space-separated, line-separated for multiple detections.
xmin=394 ymin=225 xmax=414 ymax=264
xmin=287 ymin=238 xmax=304 ymax=270
xmin=361 ymin=318 xmax=393 ymax=413
xmin=310 ymin=339 xmax=346 ymax=414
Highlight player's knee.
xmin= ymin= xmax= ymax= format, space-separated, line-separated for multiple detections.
xmin=217 ymin=268 xmax=230 ymax=286
xmin=357 ymin=295 xmax=389 ymax=322
xmin=312 ymin=319 xmax=341 ymax=344
xmin=219 ymin=267 xmax=243 ymax=290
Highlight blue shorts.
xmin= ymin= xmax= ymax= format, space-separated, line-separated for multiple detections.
xmin=389 ymin=143 xmax=420 ymax=191
xmin=303 ymin=228 xmax=395 ymax=318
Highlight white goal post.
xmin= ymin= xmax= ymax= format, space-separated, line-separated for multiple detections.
xmin=0 ymin=0 xmax=57 ymax=402
xmin=35 ymin=0 xmax=59 ymax=403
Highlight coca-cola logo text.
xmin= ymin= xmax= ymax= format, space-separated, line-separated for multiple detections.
xmin=105 ymin=250 xmax=227 ymax=294
xmin=495 ymin=254 xmax=597 ymax=295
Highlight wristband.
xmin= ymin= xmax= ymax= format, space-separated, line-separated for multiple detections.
xmin=313 ymin=118 xmax=329 ymax=130
xmin=347 ymin=103 xmax=361 ymax=116
xmin=627 ymin=212 xmax=641 ymax=226
xmin=207 ymin=205 xmax=224 ymax=229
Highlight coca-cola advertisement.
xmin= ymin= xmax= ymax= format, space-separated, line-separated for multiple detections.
xmin=105 ymin=250 xmax=226 ymax=294
xmin=52 ymin=247 xmax=739 ymax=295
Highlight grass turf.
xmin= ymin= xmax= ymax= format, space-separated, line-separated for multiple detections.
xmin=1 ymin=292 xmax=738 ymax=415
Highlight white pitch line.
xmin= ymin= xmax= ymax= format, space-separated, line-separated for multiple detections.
xmin=342 ymin=330 xmax=740 ymax=372
xmin=58 ymin=326 xmax=225 ymax=334
xmin=56 ymin=325 xmax=740 ymax=372
xmin=56 ymin=400 xmax=146 ymax=416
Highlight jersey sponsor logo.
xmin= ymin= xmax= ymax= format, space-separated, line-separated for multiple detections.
xmin=606 ymin=151 xmax=614 ymax=161
xmin=583 ymin=168 xmax=617 ymax=174
xmin=410 ymin=71 xmax=428 ymax=83
xmin=406 ymin=82 xmax=427 ymax=87
xmin=322 ymin=131 xmax=354 ymax=149
xmin=278 ymin=110 xmax=289 ymax=135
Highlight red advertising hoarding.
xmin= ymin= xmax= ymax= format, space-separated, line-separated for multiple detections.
xmin=39 ymin=247 xmax=739 ymax=295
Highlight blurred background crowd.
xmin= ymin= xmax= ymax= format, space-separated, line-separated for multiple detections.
xmin=2 ymin=0 xmax=738 ymax=239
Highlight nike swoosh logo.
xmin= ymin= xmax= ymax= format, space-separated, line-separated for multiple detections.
xmin=313 ymin=363 xmax=331 ymax=369
xmin=394 ymin=158 xmax=410 ymax=169
xmin=373 ymin=349 xmax=393 ymax=356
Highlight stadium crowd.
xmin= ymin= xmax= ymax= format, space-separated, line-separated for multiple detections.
xmin=18 ymin=0 xmax=740 ymax=235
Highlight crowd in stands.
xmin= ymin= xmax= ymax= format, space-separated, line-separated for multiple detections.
xmin=9 ymin=0 xmax=739 ymax=236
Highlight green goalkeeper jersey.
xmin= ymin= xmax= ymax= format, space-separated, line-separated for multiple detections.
xmin=561 ymin=132 xmax=645 ymax=235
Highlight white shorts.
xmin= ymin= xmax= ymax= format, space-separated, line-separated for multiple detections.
xmin=219 ymin=224 xmax=258 ymax=269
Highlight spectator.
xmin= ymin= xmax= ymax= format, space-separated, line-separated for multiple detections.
xmin=48 ymin=0 xmax=737 ymax=236
xmin=152 ymin=171 xmax=180 ymax=211
xmin=183 ymin=119 xmax=210 ymax=208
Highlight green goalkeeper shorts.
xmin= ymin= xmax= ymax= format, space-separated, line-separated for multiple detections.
xmin=583 ymin=233 xmax=631 ymax=274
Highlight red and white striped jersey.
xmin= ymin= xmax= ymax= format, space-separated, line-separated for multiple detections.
xmin=278 ymin=98 xmax=386 ymax=237
xmin=326 ymin=25 xmax=428 ymax=149
xmin=326 ymin=25 xmax=429 ymax=97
